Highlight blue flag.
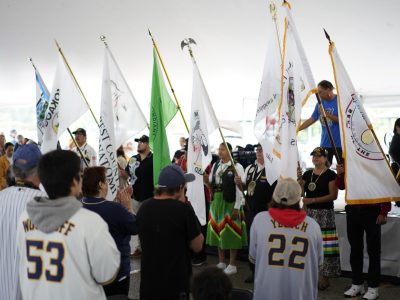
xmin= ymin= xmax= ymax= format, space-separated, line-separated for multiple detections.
xmin=35 ymin=69 xmax=50 ymax=145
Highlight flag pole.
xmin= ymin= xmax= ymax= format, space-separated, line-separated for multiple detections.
xmin=182 ymin=39 xmax=247 ymax=200
xmin=148 ymin=30 xmax=190 ymax=134
xmin=294 ymin=29 xmax=342 ymax=164
xmin=54 ymin=40 xmax=100 ymax=127
xmin=325 ymin=30 xmax=397 ymax=179
xmin=29 ymin=57 xmax=46 ymax=146
xmin=314 ymin=95 xmax=342 ymax=164
xmin=28 ymin=57 xmax=39 ymax=72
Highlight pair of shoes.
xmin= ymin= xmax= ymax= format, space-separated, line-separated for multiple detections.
xmin=192 ymin=258 xmax=207 ymax=267
xmin=223 ymin=264 xmax=237 ymax=275
xmin=362 ymin=287 xmax=379 ymax=300
xmin=318 ymin=276 xmax=330 ymax=291
xmin=130 ymin=248 xmax=141 ymax=258
xmin=244 ymin=273 xmax=254 ymax=283
xmin=344 ymin=284 xmax=365 ymax=297
xmin=216 ymin=262 xmax=226 ymax=270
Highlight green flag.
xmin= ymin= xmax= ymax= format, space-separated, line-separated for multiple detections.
xmin=149 ymin=49 xmax=178 ymax=185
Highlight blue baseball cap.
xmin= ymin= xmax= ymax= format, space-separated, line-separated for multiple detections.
xmin=13 ymin=144 xmax=42 ymax=170
xmin=157 ymin=164 xmax=195 ymax=188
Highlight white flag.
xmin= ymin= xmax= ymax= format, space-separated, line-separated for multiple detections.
xmin=99 ymin=48 xmax=120 ymax=200
xmin=186 ymin=62 xmax=219 ymax=225
xmin=276 ymin=4 xmax=316 ymax=179
xmin=329 ymin=43 xmax=400 ymax=203
xmin=41 ymin=53 xmax=88 ymax=153
xmin=254 ymin=3 xmax=283 ymax=185
xmin=256 ymin=3 xmax=316 ymax=182
xmin=105 ymin=46 xmax=147 ymax=148
xmin=34 ymin=67 xmax=50 ymax=145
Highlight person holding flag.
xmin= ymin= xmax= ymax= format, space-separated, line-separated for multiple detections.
xmin=298 ymin=146 xmax=340 ymax=290
xmin=335 ymin=162 xmax=390 ymax=299
xmin=205 ymin=142 xmax=247 ymax=275
xmin=325 ymin=32 xmax=399 ymax=300
xmin=234 ymin=143 xmax=277 ymax=283
xmin=298 ymin=80 xmax=342 ymax=165
xmin=71 ymin=128 xmax=97 ymax=170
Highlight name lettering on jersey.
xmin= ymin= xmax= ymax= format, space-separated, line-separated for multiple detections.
xmin=270 ymin=219 xmax=308 ymax=232
xmin=23 ymin=219 xmax=37 ymax=232
xmin=22 ymin=219 xmax=76 ymax=236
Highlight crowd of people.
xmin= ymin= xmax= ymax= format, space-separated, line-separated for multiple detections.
xmin=0 ymin=80 xmax=399 ymax=300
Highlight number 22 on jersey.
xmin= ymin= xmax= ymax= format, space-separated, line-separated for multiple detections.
xmin=26 ymin=239 xmax=65 ymax=282
xmin=268 ymin=234 xmax=309 ymax=270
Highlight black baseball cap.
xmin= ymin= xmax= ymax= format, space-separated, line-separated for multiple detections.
xmin=310 ymin=147 xmax=328 ymax=157
xmin=72 ymin=128 xmax=86 ymax=136
xmin=173 ymin=150 xmax=185 ymax=159
xmin=134 ymin=135 xmax=149 ymax=143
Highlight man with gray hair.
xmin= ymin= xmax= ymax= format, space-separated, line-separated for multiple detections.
xmin=0 ymin=144 xmax=45 ymax=300
xmin=249 ymin=177 xmax=323 ymax=300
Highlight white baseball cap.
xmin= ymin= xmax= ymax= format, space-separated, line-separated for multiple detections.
xmin=272 ymin=177 xmax=302 ymax=206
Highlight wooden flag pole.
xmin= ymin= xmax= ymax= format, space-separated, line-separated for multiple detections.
xmin=302 ymin=29 xmax=342 ymax=165
xmin=314 ymin=92 xmax=343 ymax=164
xmin=67 ymin=128 xmax=89 ymax=168
xmin=149 ymin=30 xmax=190 ymax=134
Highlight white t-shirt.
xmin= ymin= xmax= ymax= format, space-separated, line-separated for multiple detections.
xmin=72 ymin=143 xmax=97 ymax=169
xmin=17 ymin=208 xmax=120 ymax=300
xmin=0 ymin=186 xmax=46 ymax=300
xmin=249 ymin=211 xmax=323 ymax=300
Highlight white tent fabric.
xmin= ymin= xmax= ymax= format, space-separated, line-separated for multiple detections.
xmin=1 ymin=0 xmax=400 ymax=116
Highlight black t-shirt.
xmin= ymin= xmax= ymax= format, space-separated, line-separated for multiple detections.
xmin=245 ymin=165 xmax=277 ymax=214
xmin=137 ymin=198 xmax=201 ymax=300
xmin=126 ymin=153 xmax=154 ymax=202
xmin=302 ymin=169 xmax=337 ymax=209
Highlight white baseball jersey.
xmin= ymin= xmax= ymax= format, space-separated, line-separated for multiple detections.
xmin=249 ymin=211 xmax=323 ymax=300
xmin=72 ymin=142 xmax=97 ymax=169
xmin=0 ymin=186 xmax=46 ymax=300
xmin=17 ymin=208 xmax=120 ymax=300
